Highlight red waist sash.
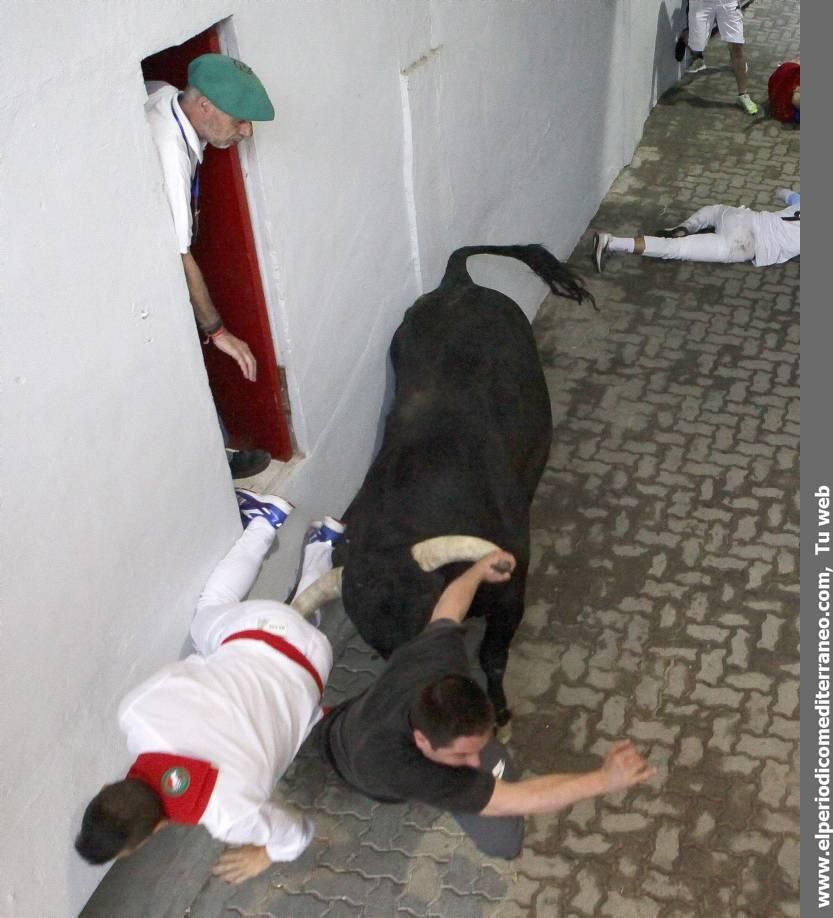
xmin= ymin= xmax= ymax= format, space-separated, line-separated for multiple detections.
xmin=221 ymin=628 xmax=324 ymax=697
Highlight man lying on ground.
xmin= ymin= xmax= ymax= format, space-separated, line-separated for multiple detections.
xmin=75 ymin=492 xmax=344 ymax=883
xmin=593 ymin=189 xmax=799 ymax=273
xmin=315 ymin=549 xmax=656 ymax=859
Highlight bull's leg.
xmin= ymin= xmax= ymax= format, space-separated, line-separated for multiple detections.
xmin=478 ymin=592 xmax=525 ymax=726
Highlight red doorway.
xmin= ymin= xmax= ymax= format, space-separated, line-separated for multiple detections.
xmin=142 ymin=27 xmax=292 ymax=460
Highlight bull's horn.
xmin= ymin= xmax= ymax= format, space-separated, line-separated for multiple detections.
xmin=291 ymin=567 xmax=344 ymax=618
xmin=411 ymin=536 xmax=500 ymax=572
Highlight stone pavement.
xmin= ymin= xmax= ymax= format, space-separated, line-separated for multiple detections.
xmin=82 ymin=0 xmax=799 ymax=914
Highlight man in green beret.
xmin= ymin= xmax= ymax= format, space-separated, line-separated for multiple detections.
xmin=145 ymin=54 xmax=276 ymax=479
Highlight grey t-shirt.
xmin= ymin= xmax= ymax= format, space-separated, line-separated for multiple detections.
xmin=318 ymin=621 xmax=496 ymax=813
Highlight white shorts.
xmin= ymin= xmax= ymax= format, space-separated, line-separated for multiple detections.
xmin=688 ymin=0 xmax=745 ymax=52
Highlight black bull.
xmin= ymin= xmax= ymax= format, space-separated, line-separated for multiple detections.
xmin=302 ymin=245 xmax=592 ymax=724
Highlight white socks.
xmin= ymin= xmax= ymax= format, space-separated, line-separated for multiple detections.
xmin=608 ymin=236 xmax=636 ymax=254
xmin=296 ymin=541 xmax=336 ymax=598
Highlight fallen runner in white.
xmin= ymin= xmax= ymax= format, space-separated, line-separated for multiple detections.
xmin=75 ymin=492 xmax=344 ymax=884
xmin=593 ymin=189 xmax=799 ymax=272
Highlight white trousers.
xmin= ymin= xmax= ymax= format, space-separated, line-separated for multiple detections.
xmin=295 ymin=541 xmax=337 ymax=597
xmin=191 ymin=518 xmax=278 ymax=655
xmin=641 ymin=204 xmax=756 ymax=264
xmin=190 ymin=519 xmax=338 ymax=656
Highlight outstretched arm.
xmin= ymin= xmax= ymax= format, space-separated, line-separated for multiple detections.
xmin=429 ymin=550 xmax=516 ymax=625
xmin=181 ymin=251 xmax=257 ymax=382
xmin=480 ymin=739 xmax=656 ymax=817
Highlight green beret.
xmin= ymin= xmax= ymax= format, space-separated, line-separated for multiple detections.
xmin=188 ymin=53 xmax=275 ymax=121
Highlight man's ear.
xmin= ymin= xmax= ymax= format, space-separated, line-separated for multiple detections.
xmin=412 ymin=729 xmax=432 ymax=756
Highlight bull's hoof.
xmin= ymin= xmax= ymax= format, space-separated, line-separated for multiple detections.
xmin=495 ymin=706 xmax=512 ymax=727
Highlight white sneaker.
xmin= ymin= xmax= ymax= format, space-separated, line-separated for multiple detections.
xmin=592 ymin=232 xmax=610 ymax=274
xmin=304 ymin=516 xmax=346 ymax=546
xmin=737 ymin=93 xmax=758 ymax=115
xmin=687 ymin=57 xmax=707 ymax=74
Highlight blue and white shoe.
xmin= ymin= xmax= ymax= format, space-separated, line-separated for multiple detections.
xmin=304 ymin=515 xmax=346 ymax=545
xmin=235 ymin=489 xmax=294 ymax=530
xmin=286 ymin=516 xmax=346 ymax=606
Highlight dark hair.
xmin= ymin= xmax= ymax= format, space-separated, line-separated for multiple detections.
xmin=410 ymin=675 xmax=494 ymax=748
xmin=75 ymin=780 xmax=164 ymax=864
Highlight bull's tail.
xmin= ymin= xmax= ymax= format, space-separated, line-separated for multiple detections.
xmin=441 ymin=244 xmax=596 ymax=308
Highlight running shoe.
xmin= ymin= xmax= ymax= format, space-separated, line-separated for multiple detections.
xmin=304 ymin=516 xmax=346 ymax=545
xmin=236 ymin=489 xmax=294 ymax=529
xmin=592 ymin=232 xmax=610 ymax=274
xmin=737 ymin=93 xmax=758 ymax=115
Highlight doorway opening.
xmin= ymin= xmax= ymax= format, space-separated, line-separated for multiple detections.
xmin=142 ymin=25 xmax=293 ymax=460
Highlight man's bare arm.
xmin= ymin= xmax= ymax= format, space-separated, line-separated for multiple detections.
xmin=481 ymin=740 xmax=656 ymax=817
xmin=180 ymin=251 xmax=257 ymax=381
xmin=181 ymin=250 xmax=221 ymax=329
xmin=429 ymin=550 xmax=516 ymax=625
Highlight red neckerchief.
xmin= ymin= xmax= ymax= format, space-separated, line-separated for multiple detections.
xmin=127 ymin=753 xmax=218 ymax=824
xmin=221 ymin=629 xmax=325 ymax=697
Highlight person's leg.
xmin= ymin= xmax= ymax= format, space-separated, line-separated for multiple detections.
xmin=715 ymin=0 xmax=757 ymax=111
xmin=686 ymin=0 xmax=712 ymax=56
xmin=191 ymin=492 xmax=293 ymax=654
xmin=596 ymin=220 xmax=752 ymax=269
xmin=594 ymin=204 xmax=724 ymax=271
xmin=644 ymin=205 xmax=755 ymax=261
xmin=677 ymin=203 xmax=728 ymax=234
xmin=638 ymin=231 xmax=743 ymax=262
xmin=451 ymin=737 xmax=525 ymax=859
xmin=216 ymin=405 xmax=273 ymax=480
xmin=294 ymin=518 xmax=346 ymax=598
xmin=191 ymin=517 xmax=277 ymax=655
xmin=729 ymin=42 xmax=750 ymax=95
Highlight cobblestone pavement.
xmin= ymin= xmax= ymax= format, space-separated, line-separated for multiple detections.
xmin=82 ymin=0 xmax=799 ymax=915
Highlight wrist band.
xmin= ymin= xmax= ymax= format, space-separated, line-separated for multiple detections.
xmin=200 ymin=318 xmax=223 ymax=336
xmin=209 ymin=325 xmax=227 ymax=340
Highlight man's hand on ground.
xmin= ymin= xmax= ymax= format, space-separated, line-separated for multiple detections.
xmin=600 ymin=740 xmax=656 ymax=793
xmin=213 ymin=331 xmax=258 ymax=382
xmin=211 ymin=844 xmax=272 ymax=883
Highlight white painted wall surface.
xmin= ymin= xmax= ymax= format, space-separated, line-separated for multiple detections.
xmin=0 ymin=2 xmax=684 ymax=914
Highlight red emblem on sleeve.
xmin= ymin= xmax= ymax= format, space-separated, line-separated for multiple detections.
xmin=127 ymin=753 xmax=218 ymax=824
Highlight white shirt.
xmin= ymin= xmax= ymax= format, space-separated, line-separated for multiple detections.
xmin=119 ymin=604 xmax=333 ymax=861
xmin=751 ymin=204 xmax=800 ymax=267
xmin=144 ymin=82 xmax=206 ymax=254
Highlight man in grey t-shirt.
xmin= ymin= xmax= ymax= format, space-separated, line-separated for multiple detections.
xmin=318 ymin=550 xmax=655 ymax=858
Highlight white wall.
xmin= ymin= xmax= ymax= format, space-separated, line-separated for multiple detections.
xmin=0 ymin=1 xmax=683 ymax=914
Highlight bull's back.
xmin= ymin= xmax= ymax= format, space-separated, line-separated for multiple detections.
xmin=340 ymin=281 xmax=549 ymax=567
xmin=390 ymin=284 xmax=551 ymax=492
xmin=391 ymin=285 xmax=539 ymax=389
